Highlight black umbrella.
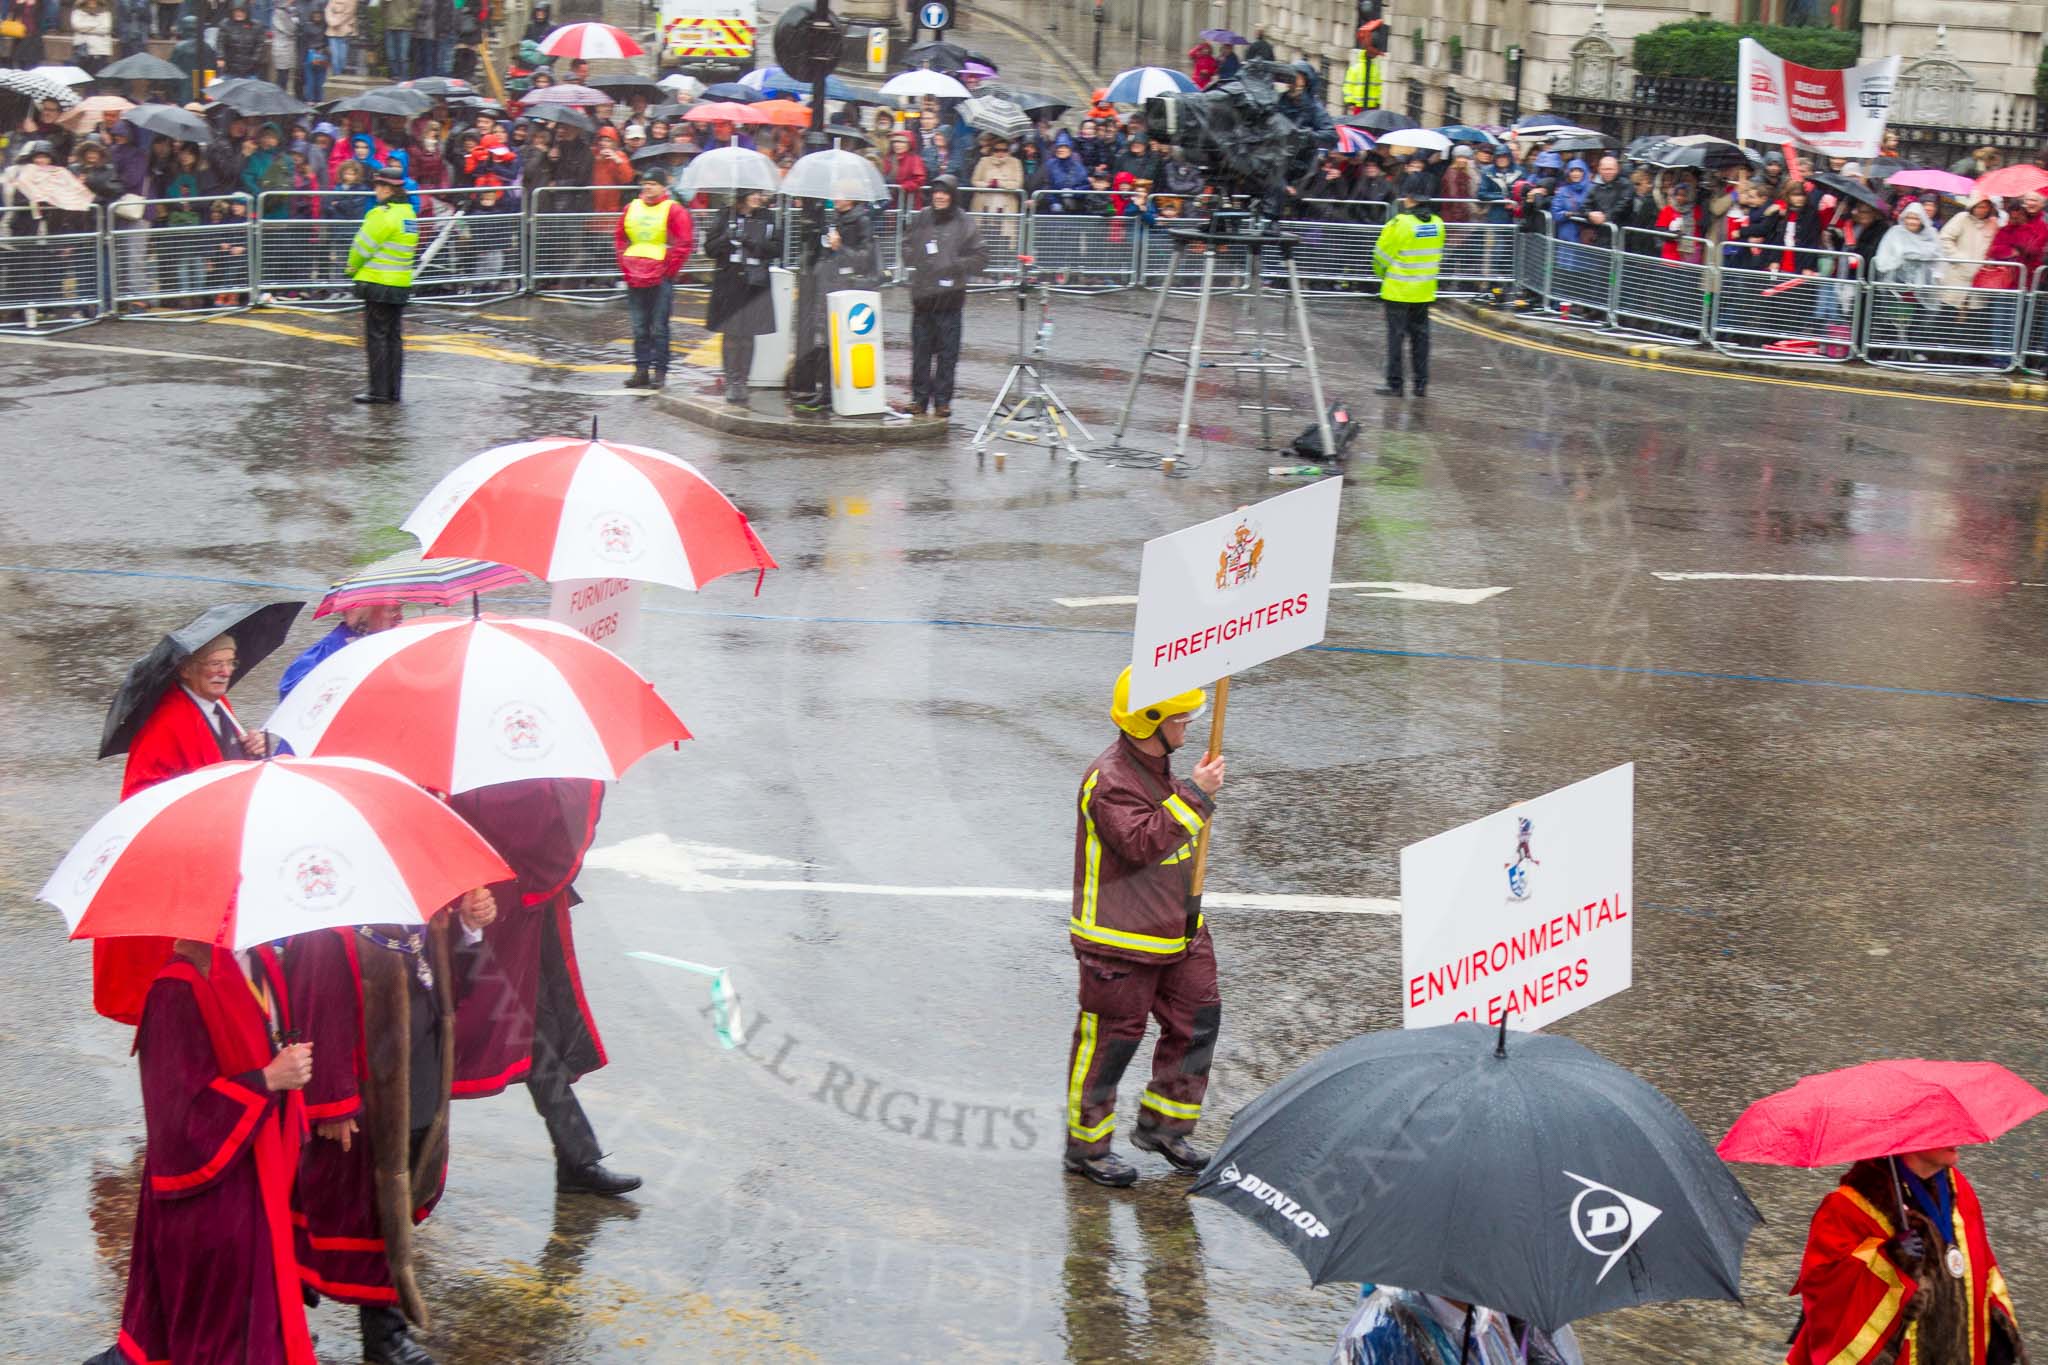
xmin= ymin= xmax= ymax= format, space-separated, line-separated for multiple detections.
xmin=525 ymin=104 xmax=596 ymax=134
xmin=1810 ymin=170 xmax=1888 ymax=211
xmin=983 ymin=85 xmax=1069 ymax=119
xmin=587 ymin=75 xmax=663 ymax=102
xmin=630 ymin=142 xmax=692 ymax=165
xmin=328 ymin=86 xmax=434 ymax=117
xmin=646 ymin=101 xmax=692 ymax=121
xmin=1188 ymin=1022 xmax=1760 ymax=1334
xmin=122 ymin=103 xmax=212 ymax=145
xmin=699 ymin=82 xmax=758 ymax=103
xmin=1338 ymin=108 xmax=1409 ymax=134
xmin=903 ymin=40 xmax=992 ymax=73
xmin=215 ymin=79 xmax=313 ymax=117
xmin=400 ymin=75 xmax=475 ymax=97
xmin=1642 ymin=135 xmax=1758 ymax=172
xmin=99 ymin=602 xmax=305 ymax=759
xmin=1864 ymin=155 xmax=1907 ymax=184
xmin=97 ymin=53 xmax=188 ymax=83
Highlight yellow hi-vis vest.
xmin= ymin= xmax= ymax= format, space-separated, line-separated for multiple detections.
xmin=621 ymin=196 xmax=671 ymax=259
xmin=1372 ymin=210 xmax=1443 ymax=303
xmin=347 ymin=200 xmax=418 ymax=287
xmin=1343 ymin=52 xmax=1371 ymax=109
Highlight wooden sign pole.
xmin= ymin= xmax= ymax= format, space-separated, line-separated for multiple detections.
xmin=1185 ymin=675 xmax=1230 ymax=902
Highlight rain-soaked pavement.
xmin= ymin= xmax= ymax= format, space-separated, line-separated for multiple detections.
xmin=4 ymin=272 xmax=2048 ymax=1365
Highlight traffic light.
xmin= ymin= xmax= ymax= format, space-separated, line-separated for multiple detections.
xmin=1357 ymin=17 xmax=1388 ymax=53
xmin=1355 ymin=0 xmax=1383 ymax=23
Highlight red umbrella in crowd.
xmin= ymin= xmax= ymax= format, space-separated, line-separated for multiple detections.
xmin=537 ymin=21 xmax=645 ymax=60
xmin=1975 ymin=164 xmax=2048 ymax=199
xmin=683 ymin=101 xmax=767 ymax=126
xmin=264 ymin=614 xmax=690 ymax=793
xmin=401 ymin=435 xmax=778 ymax=594
xmin=40 ymin=756 xmax=511 ymax=949
xmin=1718 ymin=1059 xmax=2048 ymax=1168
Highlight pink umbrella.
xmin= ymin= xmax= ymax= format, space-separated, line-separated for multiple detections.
xmin=1975 ymin=164 xmax=2048 ymax=199
xmin=520 ymin=83 xmax=611 ymax=108
xmin=1885 ymin=167 xmax=1977 ymax=196
xmin=683 ymin=101 xmax=767 ymax=126
xmin=537 ymin=21 xmax=645 ymax=60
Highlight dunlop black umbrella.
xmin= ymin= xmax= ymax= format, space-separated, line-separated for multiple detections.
xmin=1188 ymin=1021 xmax=1760 ymax=1334
xmin=99 ymin=602 xmax=305 ymax=758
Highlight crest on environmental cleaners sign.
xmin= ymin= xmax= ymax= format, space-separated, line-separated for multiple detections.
xmin=1215 ymin=520 xmax=1264 ymax=590
xmin=1567 ymin=1171 xmax=1661 ymax=1283
xmin=1506 ymin=816 xmax=1539 ymax=902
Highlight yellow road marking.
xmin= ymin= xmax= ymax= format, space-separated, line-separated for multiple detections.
xmin=1441 ymin=311 xmax=2048 ymax=414
xmin=204 ymin=313 xmax=630 ymax=373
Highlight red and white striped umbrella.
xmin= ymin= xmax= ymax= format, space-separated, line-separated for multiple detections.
xmin=537 ymin=22 xmax=645 ymax=60
xmin=40 ymin=757 xmax=511 ymax=950
xmin=402 ymin=436 xmax=777 ymax=594
xmin=264 ymin=614 xmax=690 ymax=793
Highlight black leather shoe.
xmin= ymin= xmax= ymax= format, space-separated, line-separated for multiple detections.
xmin=1372 ymin=384 xmax=1403 ymax=398
xmin=1063 ymin=1150 xmax=1138 ymax=1187
xmin=557 ymin=1160 xmax=642 ymax=1196
xmin=1131 ymin=1126 xmax=1209 ymax=1173
xmin=363 ymin=1328 xmax=437 ymax=1365
xmin=352 ymin=392 xmax=393 ymax=404
xmin=624 ymin=368 xmax=649 ymax=389
xmin=649 ymin=369 xmax=667 ymax=389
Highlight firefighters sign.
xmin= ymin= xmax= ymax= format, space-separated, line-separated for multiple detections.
xmin=1126 ymin=477 xmax=1342 ymax=709
xmin=1400 ymin=763 xmax=1634 ymax=1032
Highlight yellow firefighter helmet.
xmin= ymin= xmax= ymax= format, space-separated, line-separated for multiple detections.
xmin=1110 ymin=666 xmax=1208 ymax=740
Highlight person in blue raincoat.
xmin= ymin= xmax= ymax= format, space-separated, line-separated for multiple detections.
xmin=1030 ymin=131 xmax=1092 ymax=213
xmin=1547 ymin=158 xmax=1593 ymax=242
xmin=1330 ymin=1286 xmax=1583 ymax=1365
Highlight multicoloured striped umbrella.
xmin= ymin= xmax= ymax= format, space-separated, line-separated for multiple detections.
xmin=315 ymin=549 xmax=531 ymax=618
xmin=536 ymin=22 xmax=645 ymax=60
xmin=1333 ymin=125 xmax=1375 ymax=154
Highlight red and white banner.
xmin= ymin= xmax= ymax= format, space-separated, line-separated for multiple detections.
xmin=1737 ymin=37 xmax=1898 ymax=159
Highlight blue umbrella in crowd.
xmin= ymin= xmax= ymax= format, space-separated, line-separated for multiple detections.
xmin=1189 ymin=1022 xmax=1761 ymax=1334
xmin=700 ymin=82 xmax=759 ymax=103
xmin=1102 ymin=66 xmax=1198 ymax=104
xmin=1436 ymin=124 xmax=1502 ymax=148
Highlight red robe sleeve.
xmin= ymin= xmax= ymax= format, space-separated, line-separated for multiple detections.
xmin=1786 ymin=1188 xmax=1915 ymax=1365
xmin=284 ymin=929 xmax=363 ymax=1124
xmin=98 ymin=691 xmax=232 ymax=1023
xmin=137 ymin=975 xmax=274 ymax=1200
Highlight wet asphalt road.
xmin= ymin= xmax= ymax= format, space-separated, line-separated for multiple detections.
xmin=3 ymin=278 xmax=2048 ymax=1365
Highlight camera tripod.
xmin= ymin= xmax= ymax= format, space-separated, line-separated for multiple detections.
xmin=971 ymin=259 xmax=1092 ymax=461
xmin=1101 ymin=212 xmax=1334 ymax=469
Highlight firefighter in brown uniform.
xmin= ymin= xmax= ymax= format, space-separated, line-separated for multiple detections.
xmin=1064 ymin=667 xmax=1227 ymax=1187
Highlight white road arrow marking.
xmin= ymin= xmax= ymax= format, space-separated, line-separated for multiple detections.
xmin=585 ymin=833 xmax=1397 ymax=916
xmin=1054 ymin=581 xmax=1510 ymax=609
xmin=1653 ymin=571 xmax=2048 ymax=586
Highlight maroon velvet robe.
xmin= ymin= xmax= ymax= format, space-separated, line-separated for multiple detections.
xmin=98 ymin=689 xmax=242 ymax=1025
xmin=285 ymin=927 xmax=455 ymax=1309
xmin=116 ymin=945 xmax=315 ymax=1365
xmin=448 ymin=779 xmax=608 ymax=1098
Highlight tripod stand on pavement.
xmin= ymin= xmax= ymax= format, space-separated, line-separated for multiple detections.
xmin=971 ymin=257 xmax=1092 ymax=461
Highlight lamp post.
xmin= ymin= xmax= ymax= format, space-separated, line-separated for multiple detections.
xmin=1093 ymin=0 xmax=1104 ymax=73
xmin=1505 ymin=44 xmax=1524 ymax=122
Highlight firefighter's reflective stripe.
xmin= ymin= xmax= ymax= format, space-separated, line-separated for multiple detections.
xmin=1072 ymin=769 xmax=1203 ymax=955
xmin=1163 ymin=793 xmax=1204 ymax=836
xmin=1140 ymin=1090 xmax=1201 ymax=1121
xmin=1068 ymin=1012 xmax=1114 ymax=1141
xmin=621 ymin=197 xmax=671 ymax=259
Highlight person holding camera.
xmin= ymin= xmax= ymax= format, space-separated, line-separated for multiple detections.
xmin=900 ymin=175 xmax=986 ymax=418
xmin=703 ymin=187 xmax=779 ymax=407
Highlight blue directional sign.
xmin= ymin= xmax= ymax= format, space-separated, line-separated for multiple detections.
xmin=848 ymin=301 xmax=876 ymax=335
xmin=918 ymin=1 xmax=951 ymax=32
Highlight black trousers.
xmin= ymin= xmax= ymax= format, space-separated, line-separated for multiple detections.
xmin=1382 ymin=299 xmax=1431 ymax=391
xmin=722 ymin=329 xmax=755 ymax=391
xmin=363 ymin=298 xmax=406 ymax=399
xmin=525 ymin=908 xmax=602 ymax=1169
xmin=910 ymin=295 xmax=964 ymax=409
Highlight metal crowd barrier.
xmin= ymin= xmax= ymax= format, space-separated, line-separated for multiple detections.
xmin=109 ymin=195 xmax=255 ymax=317
xmin=1710 ymin=248 xmax=1864 ymax=364
xmin=0 ymin=205 xmax=105 ymax=335
xmin=961 ymin=187 xmax=1026 ymax=289
xmin=1610 ymin=228 xmax=1710 ymax=342
xmin=1026 ymin=190 xmax=1141 ymax=292
xmin=1861 ymin=256 xmax=2025 ymax=374
xmin=8 ymin=191 xmax=2046 ymax=388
